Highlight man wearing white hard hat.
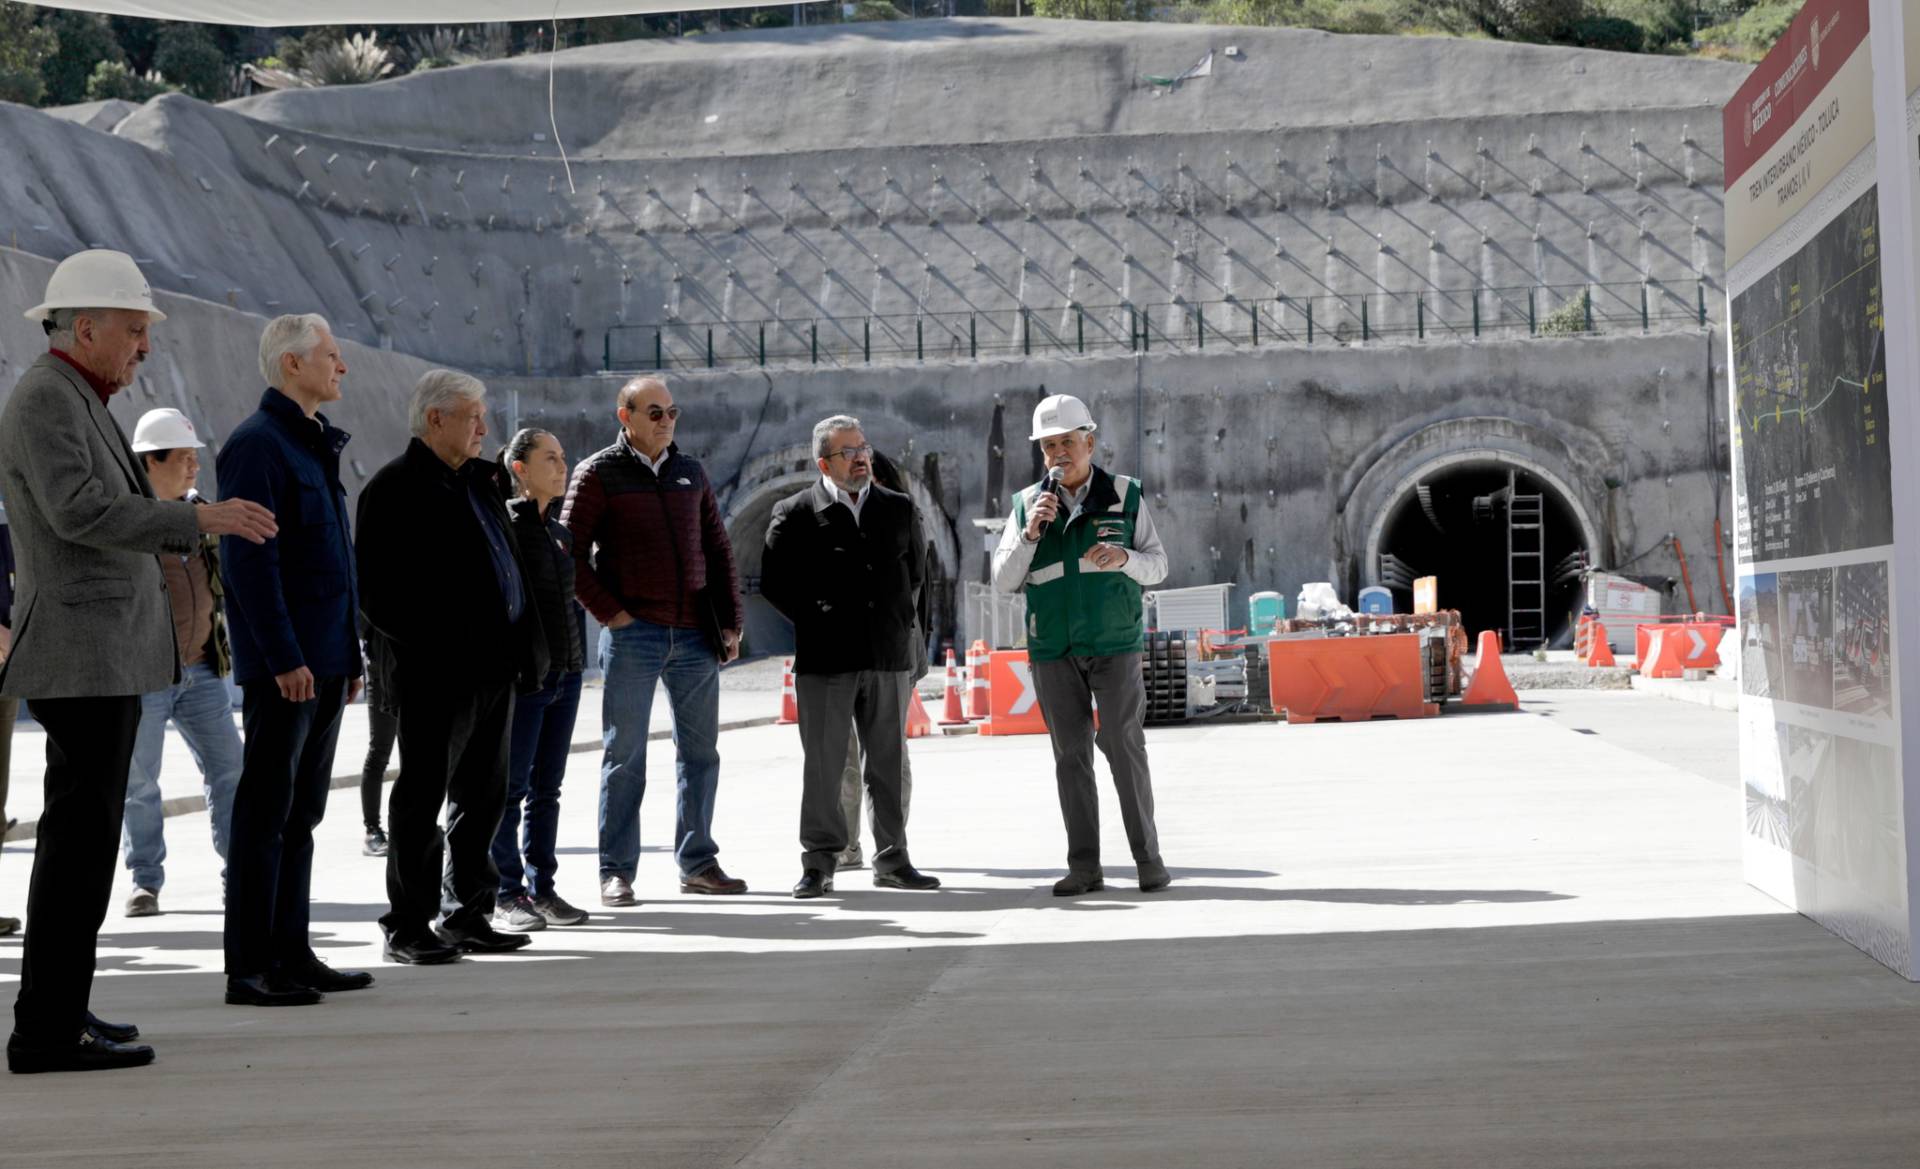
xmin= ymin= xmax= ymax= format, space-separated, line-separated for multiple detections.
xmin=991 ymin=393 xmax=1172 ymax=897
xmin=119 ymin=408 xmax=244 ymax=921
xmin=0 ymin=251 xmax=276 ymax=1074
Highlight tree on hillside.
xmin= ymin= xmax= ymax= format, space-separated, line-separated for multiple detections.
xmin=40 ymin=9 xmax=124 ymax=105
xmin=1032 ymin=0 xmax=1152 ymax=18
xmin=85 ymin=59 xmax=173 ymax=101
xmin=0 ymin=3 xmax=57 ymax=106
xmin=1440 ymin=0 xmax=1585 ymax=41
xmin=154 ymin=23 xmax=227 ymax=99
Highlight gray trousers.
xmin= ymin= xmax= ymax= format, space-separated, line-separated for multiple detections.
xmin=1031 ymin=652 xmax=1161 ymax=876
xmin=798 ymin=670 xmax=912 ymax=875
xmin=839 ymin=723 xmax=912 ymax=857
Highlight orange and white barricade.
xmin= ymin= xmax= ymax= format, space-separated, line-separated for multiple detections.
xmin=978 ymin=650 xmax=1050 ymax=736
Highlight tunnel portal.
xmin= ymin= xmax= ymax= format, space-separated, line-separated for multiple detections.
xmin=1375 ymin=462 xmax=1588 ymax=648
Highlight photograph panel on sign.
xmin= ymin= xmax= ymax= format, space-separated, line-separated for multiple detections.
xmin=1737 ymin=572 xmax=1784 ymax=699
xmin=1776 ymin=567 xmax=1835 ymax=710
xmin=1743 ymin=711 xmax=1789 ymax=850
xmin=1833 ymin=560 xmax=1892 ymax=718
xmin=1782 ymin=724 xmax=1837 ymax=869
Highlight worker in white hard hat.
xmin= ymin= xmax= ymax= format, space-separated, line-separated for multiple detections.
xmin=990 ymin=393 xmax=1172 ymax=896
xmin=0 ymin=250 xmax=276 ymax=1075
xmin=118 ymin=408 xmax=243 ymax=924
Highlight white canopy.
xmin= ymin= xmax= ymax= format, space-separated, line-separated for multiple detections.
xmin=25 ymin=0 xmax=754 ymax=24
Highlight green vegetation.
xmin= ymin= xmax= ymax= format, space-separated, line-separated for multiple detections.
xmin=1540 ymin=294 xmax=1592 ymax=334
xmin=0 ymin=3 xmax=57 ymax=106
xmin=84 ymin=59 xmax=172 ymax=102
xmin=1692 ymin=0 xmax=1797 ymax=62
xmin=1034 ymin=0 xmax=1786 ymax=59
xmin=0 ymin=3 xmax=798 ymax=107
xmin=0 ymin=0 xmax=1772 ymax=114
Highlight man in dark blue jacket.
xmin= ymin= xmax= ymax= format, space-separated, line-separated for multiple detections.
xmin=217 ymin=314 xmax=372 ymax=1007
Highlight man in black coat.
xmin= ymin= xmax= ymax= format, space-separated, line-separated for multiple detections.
xmin=760 ymin=415 xmax=938 ymax=899
xmin=356 ymin=370 xmax=546 ymax=965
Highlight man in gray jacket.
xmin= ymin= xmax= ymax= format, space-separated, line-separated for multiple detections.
xmin=0 ymin=251 xmax=274 ymax=1074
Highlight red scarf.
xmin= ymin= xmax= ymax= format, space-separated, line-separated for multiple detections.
xmin=49 ymin=349 xmax=115 ymax=406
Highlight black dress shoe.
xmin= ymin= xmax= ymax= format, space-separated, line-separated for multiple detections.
xmin=873 ymin=865 xmax=941 ymax=890
xmin=8 ymin=1029 xmax=154 ymax=1074
xmin=85 ymin=1011 xmax=139 ymax=1043
xmin=226 ymin=975 xmax=323 ymax=1007
xmin=792 ymin=869 xmax=833 ymax=899
xmin=1137 ymin=861 xmax=1171 ymax=893
xmin=383 ymin=932 xmax=462 ymax=966
xmin=434 ymin=920 xmax=533 ymax=953
xmin=282 ymin=958 xmax=375 ymax=993
xmin=1052 ymin=871 xmax=1106 ymax=896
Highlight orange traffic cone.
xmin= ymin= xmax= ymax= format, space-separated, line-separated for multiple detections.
xmin=966 ymin=639 xmax=991 ymax=720
xmin=1460 ymin=631 xmax=1520 ymax=709
xmin=777 ymin=658 xmax=798 ymax=725
xmin=906 ymin=688 xmax=933 ymax=738
xmin=1583 ymin=621 xmax=1617 ymax=667
xmin=938 ymin=649 xmax=970 ymax=725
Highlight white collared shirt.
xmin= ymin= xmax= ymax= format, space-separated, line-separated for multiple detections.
xmin=641 ymin=447 xmax=670 ymax=476
xmin=822 ymin=474 xmax=871 ymax=524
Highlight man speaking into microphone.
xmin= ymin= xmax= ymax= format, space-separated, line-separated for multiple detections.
xmin=990 ymin=394 xmax=1171 ymax=896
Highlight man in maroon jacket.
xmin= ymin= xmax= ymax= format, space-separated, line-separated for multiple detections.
xmin=563 ymin=377 xmax=746 ymax=904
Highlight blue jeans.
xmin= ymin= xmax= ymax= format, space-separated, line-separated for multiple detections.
xmin=123 ymin=661 xmax=243 ymax=892
xmin=493 ymin=670 xmax=584 ymax=900
xmin=598 ymin=619 xmax=722 ymax=879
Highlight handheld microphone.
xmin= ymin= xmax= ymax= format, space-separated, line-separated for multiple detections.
xmin=1046 ymin=464 xmax=1066 ymax=503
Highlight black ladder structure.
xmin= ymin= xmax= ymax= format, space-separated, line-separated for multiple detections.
xmin=1506 ymin=470 xmax=1546 ymax=650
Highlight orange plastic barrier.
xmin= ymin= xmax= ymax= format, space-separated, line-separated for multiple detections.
xmin=978 ymin=649 xmax=1050 ymax=736
xmin=1640 ymin=628 xmax=1689 ymax=679
xmin=1583 ymin=621 xmax=1618 ymax=667
xmin=1460 ymin=630 xmax=1520 ymax=709
xmin=938 ymin=649 xmax=970 ymax=726
xmin=777 ymin=659 xmax=798 ymax=725
xmin=1266 ymin=633 xmax=1439 ymax=724
xmin=906 ymin=689 xmax=933 ymax=738
xmin=1634 ymin=623 xmax=1724 ymax=674
xmin=966 ymin=639 xmax=991 ymax=720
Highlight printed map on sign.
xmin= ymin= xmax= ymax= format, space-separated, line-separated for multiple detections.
xmin=1732 ymin=187 xmax=1890 ymax=562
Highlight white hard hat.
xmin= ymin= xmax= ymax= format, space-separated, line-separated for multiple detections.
xmin=130 ymin=408 xmax=205 ymax=453
xmin=25 ymin=250 xmax=166 ymax=324
xmin=1029 ymin=393 xmax=1097 ymax=441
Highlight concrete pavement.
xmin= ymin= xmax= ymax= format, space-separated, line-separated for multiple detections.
xmin=1 ymin=692 xmax=1917 ymax=1166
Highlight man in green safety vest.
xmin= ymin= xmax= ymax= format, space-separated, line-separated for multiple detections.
xmin=990 ymin=394 xmax=1171 ymax=896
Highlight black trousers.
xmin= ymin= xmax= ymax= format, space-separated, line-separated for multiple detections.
xmin=381 ymin=681 xmax=513 ymax=939
xmin=12 ymin=695 xmax=140 ymax=1045
xmin=224 ymin=677 xmax=348 ymax=976
xmin=360 ymin=686 xmax=397 ymax=832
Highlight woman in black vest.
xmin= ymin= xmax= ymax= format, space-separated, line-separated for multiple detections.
xmin=490 ymin=429 xmax=590 ymax=929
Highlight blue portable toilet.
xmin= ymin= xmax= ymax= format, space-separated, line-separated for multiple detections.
xmin=1357 ymin=585 xmax=1393 ymax=615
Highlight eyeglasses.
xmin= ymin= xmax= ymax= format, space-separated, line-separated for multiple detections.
xmin=826 ymin=445 xmax=873 ymax=461
xmin=642 ymin=405 xmax=681 ymax=422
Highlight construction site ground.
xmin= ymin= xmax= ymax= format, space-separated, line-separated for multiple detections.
xmin=4 ymin=685 xmax=1918 ymax=1167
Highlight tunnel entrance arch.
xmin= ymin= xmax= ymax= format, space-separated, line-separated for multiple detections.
xmin=1361 ymin=449 xmax=1602 ymax=648
xmin=723 ymin=444 xmax=959 ymax=658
